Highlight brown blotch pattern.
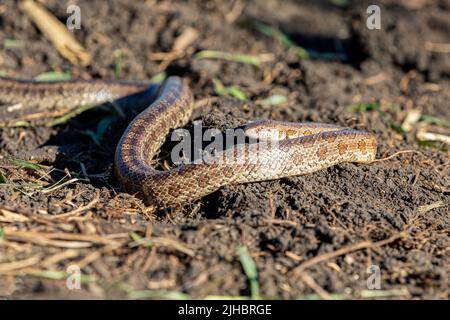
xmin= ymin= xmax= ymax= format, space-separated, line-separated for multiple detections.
xmin=338 ymin=141 xmax=348 ymax=155
xmin=286 ymin=129 xmax=297 ymax=138
xmin=358 ymin=140 xmax=367 ymax=153
xmin=316 ymin=147 xmax=328 ymax=159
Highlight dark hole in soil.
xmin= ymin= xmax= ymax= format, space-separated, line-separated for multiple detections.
xmin=285 ymin=30 xmax=368 ymax=67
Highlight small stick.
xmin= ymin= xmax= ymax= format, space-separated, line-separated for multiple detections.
xmin=292 ymin=231 xmax=407 ymax=274
xmin=45 ymin=190 xmax=100 ymax=220
xmin=298 ymin=271 xmax=332 ymax=300
xmin=417 ymin=130 xmax=450 ymax=145
xmin=0 ymin=255 xmax=41 ymax=273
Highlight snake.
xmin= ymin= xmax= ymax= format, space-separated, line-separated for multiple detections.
xmin=0 ymin=76 xmax=377 ymax=207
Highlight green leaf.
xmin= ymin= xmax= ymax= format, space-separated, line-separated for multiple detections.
xmin=4 ymin=38 xmax=24 ymax=48
xmin=114 ymin=49 xmax=124 ymax=80
xmin=6 ymin=157 xmax=45 ymax=171
xmin=238 ymin=246 xmax=257 ymax=280
xmin=252 ymin=22 xmax=296 ymax=49
xmin=227 ymin=86 xmax=247 ymax=100
xmin=212 ymin=78 xmax=227 ymax=96
xmin=250 ymin=22 xmax=310 ymax=59
xmin=41 ymin=176 xmax=73 ymax=192
xmin=128 ymin=290 xmax=191 ymax=300
xmin=328 ymin=0 xmax=351 ymax=7
xmin=416 ymin=139 xmax=448 ymax=152
xmin=81 ymin=130 xmax=100 ymax=146
xmin=129 ymin=232 xmax=152 ymax=249
xmin=385 ymin=103 xmax=401 ymax=112
xmin=296 ymin=47 xmax=311 ymax=59
xmin=130 ymin=231 xmax=143 ymax=242
xmin=250 ymin=21 xmax=346 ymax=60
xmin=419 ymin=115 xmax=450 ymax=128
xmin=261 ymin=94 xmax=287 ymax=106
xmin=0 ymin=228 xmax=4 ymax=241
xmin=390 ymin=122 xmax=405 ymax=134
xmin=150 ymin=72 xmax=167 ymax=84
xmin=0 ymin=169 xmax=7 ymax=184
xmin=96 ymin=116 xmax=115 ymax=138
xmin=238 ymin=246 xmax=260 ymax=299
xmin=35 ymin=71 xmax=72 ymax=81
xmin=0 ymin=120 xmax=31 ymax=128
xmin=346 ymin=103 xmax=380 ymax=113
xmin=212 ymin=78 xmax=247 ymax=100
xmin=33 ymin=270 xmax=96 ymax=283
xmin=82 ymin=115 xmax=116 ymax=146
xmin=195 ymin=50 xmax=262 ymax=66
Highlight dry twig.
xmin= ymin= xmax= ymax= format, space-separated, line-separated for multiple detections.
xmin=20 ymin=0 xmax=91 ymax=65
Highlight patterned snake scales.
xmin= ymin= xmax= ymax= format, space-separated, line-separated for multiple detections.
xmin=0 ymin=76 xmax=377 ymax=207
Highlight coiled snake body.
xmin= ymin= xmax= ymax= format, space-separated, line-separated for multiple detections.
xmin=0 ymin=76 xmax=377 ymax=207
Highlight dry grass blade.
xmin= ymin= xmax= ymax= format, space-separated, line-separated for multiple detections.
xmin=20 ymin=0 xmax=91 ymax=66
xmin=264 ymin=218 xmax=297 ymax=227
xmin=417 ymin=130 xmax=450 ymax=145
xmin=3 ymin=229 xmax=124 ymax=248
xmin=130 ymin=236 xmax=195 ymax=257
xmin=401 ymin=109 xmax=422 ymax=132
xmin=0 ymin=255 xmax=41 ymax=273
xmin=41 ymin=249 xmax=80 ymax=267
xmin=148 ymin=237 xmax=194 ymax=257
xmin=364 ymin=72 xmax=387 ymax=85
xmin=225 ymin=0 xmax=244 ymax=23
xmin=172 ymin=27 xmax=199 ymax=53
xmin=417 ymin=201 xmax=447 ymax=214
xmin=149 ymin=27 xmax=198 ymax=71
xmin=298 ymin=271 xmax=332 ymax=300
xmin=195 ymin=50 xmax=273 ymax=66
xmin=0 ymin=207 xmax=31 ymax=223
xmin=45 ymin=190 xmax=100 ymax=220
xmin=42 ymin=178 xmax=82 ymax=194
xmin=424 ymin=41 xmax=450 ymax=53
xmin=6 ymin=268 xmax=97 ymax=283
xmin=74 ymin=246 xmax=116 ymax=269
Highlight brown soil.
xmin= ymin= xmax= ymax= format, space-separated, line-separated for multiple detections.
xmin=0 ymin=0 xmax=449 ymax=299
